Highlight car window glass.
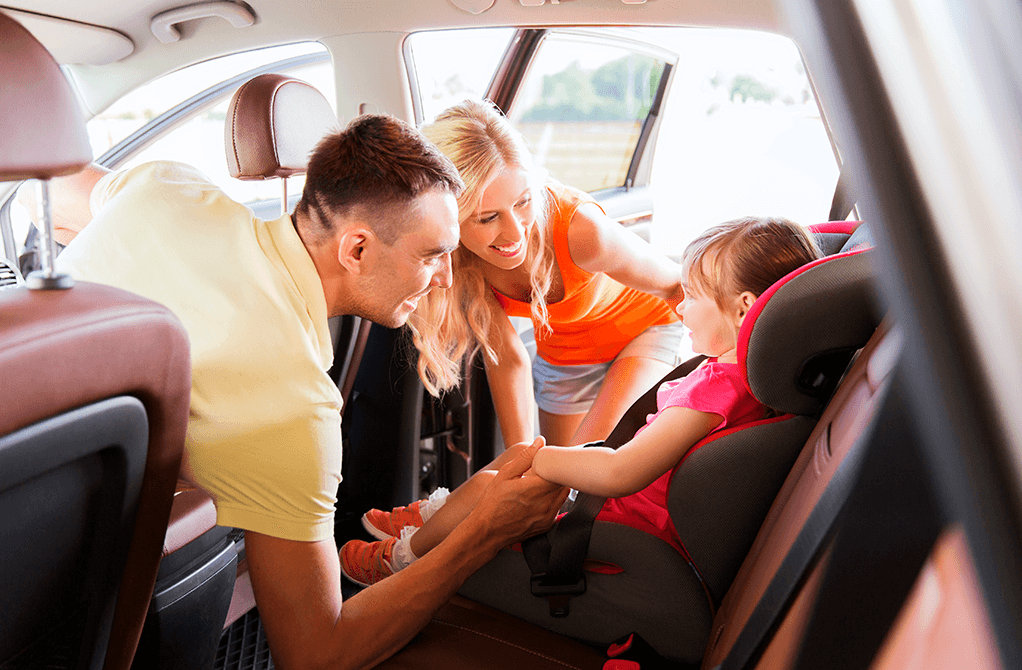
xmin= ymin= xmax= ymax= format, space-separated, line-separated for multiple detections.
xmin=88 ymin=42 xmax=330 ymax=159
xmin=644 ymin=28 xmax=839 ymax=258
xmin=506 ymin=33 xmax=670 ymax=193
xmin=108 ymin=50 xmax=335 ymax=206
xmin=406 ymin=28 xmax=514 ymax=124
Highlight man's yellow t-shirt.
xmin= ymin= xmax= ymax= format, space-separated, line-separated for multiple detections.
xmin=56 ymin=161 xmax=343 ymax=542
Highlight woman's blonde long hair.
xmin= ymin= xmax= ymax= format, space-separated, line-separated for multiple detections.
xmin=408 ymin=100 xmax=555 ymax=396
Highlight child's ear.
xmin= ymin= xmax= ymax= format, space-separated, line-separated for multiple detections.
xmin=734 ymin=291 xmax=758 ymax=327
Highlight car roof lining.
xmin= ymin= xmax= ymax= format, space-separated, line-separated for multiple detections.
xmin=3 ymin=0 xmax=790 ymax=118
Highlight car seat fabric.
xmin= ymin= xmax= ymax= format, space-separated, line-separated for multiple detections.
xmin=460 ymin=235 xmax=882 ymax=664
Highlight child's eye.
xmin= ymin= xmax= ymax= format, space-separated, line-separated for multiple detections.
xmin=515 ymin=196 xmax=531 ymax=208
xmin=478 ymin=213 xmax=498 ymax=224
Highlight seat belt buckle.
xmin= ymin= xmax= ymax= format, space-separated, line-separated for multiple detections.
xmin=530 ymin=572 xmax=586 ymax=617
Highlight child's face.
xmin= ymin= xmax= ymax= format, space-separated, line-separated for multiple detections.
xmin=677 ymin=282 xmax=741 ymax=359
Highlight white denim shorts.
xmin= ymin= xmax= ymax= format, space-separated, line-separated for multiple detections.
xmin=532 ymin=322 xmax=687 ymax=415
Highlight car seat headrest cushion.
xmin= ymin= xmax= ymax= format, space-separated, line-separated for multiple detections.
xmin=225 ymin=73 xmax=338 ymax=180
xmin=809 ymin=220 xmax=861 ymax=256
xmin=737 ymin=249 xmax=880 ymax=416
xmin=0 ymin=11 xmax=92 ymax=181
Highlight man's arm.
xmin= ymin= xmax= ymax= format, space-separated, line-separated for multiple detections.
xmin=247 ymin=445 xmax=567 ymax=670
xmin=17 ymin=164 xmax=110 ymax=245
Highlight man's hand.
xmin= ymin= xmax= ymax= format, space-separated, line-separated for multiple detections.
xmin=469 ymin=439 xmax=569 ymax=552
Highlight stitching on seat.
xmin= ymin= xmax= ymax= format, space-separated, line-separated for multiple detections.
xmin=268 ymin=82 xmax=282 ymax=165
xmin=431 ymin=618 xmax=591 ymax=669
xmin=230 ymin=78 xmax=254 ymax=175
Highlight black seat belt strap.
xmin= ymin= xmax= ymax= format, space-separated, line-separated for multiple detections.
xmin=828 ymin=161 xmax=856 ymax=221
xmin=523 ymin=355 xmax=707 ymax=616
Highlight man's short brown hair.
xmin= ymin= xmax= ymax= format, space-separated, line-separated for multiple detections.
xmin=295 ymin=114 xmax=464 ymax=244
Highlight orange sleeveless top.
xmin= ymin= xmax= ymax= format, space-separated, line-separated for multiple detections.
xmin=493 ymin=182 xmax=677 ymax=366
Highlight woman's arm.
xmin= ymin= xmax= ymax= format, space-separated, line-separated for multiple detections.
xmin=567 ymin=202 xmax=686 ymax=311
xmin=532 ymin=406 xmax=721 ymax=497
xmin=481 ymin=292 xmax=538 ymax=448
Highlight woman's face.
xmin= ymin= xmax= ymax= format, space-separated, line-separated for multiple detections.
xmin=461 ymin=164 xmax=537 ymax=270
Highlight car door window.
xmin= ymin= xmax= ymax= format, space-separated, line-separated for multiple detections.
xmin=405 ymin=28 xmax=514 ymax=125
xmin=645 ymin=28 xmax=839 ymax=258
xmin=505 ymin=33 xmax=672 ymax=194
xmin=97 ymin=44 xmax=334 ymax=206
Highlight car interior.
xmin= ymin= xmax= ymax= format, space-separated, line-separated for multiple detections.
xmin=2 ymin=1 xmax=1021 ymax=670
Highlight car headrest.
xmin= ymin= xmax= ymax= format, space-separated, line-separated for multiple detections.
xmin=738 ymin=248 xmax=881 ymax=416
xmin=0 ymin=10 xmax=92 ymax=181
xmin=225 ymin=73 xmax=338 ymax=180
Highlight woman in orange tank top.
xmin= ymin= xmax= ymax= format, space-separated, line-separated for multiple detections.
xmin=409 ymin=100 xmax=687 ymax=447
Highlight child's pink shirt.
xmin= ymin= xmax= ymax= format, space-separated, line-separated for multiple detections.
xmin=595 ymin=359 xmax=766 ymax=556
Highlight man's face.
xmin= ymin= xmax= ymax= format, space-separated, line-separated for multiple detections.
xmin=354 ymin=189 xmax=459 ymax=328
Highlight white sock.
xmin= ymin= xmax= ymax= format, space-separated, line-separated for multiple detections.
xmin=418 ymin=487 xmax=449 ymax=523
xmin=391 ymin=526 xmax=419 ymax=571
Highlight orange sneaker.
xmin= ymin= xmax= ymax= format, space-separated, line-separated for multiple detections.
xmin=339 ymin=537 xmax=397 ymax=587
xmin=361 ymin=500 xmax=426 ymax=540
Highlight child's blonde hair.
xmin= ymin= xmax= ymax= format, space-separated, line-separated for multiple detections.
xmin=407 ymin=100 xmax=555 ymax=396
xmin=681 ymin=217 xmax=822 ymax=308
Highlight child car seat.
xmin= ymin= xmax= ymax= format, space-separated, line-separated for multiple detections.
xmin=459 ymin=224 xmax=883 ymax=664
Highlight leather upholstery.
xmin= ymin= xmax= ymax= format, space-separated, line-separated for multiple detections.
xmin=163 ymin=483 xmax=218 ymax=557
xmin=225 ymin=73 xmax=338 ymax=179
xmin=0 ymin=10 xmax=92 ymax=180
xmin=0 ymin=282 xmax=191 ymax=670
xmin=869 ymin=527 xmax=1003 ymax=670
xmin=376 ymin=595 xmax=606 ymax=670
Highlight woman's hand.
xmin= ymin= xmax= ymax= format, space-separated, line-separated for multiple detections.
xmin=666 ymin=281 xmax=685 ymax=315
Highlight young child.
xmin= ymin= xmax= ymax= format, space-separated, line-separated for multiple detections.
xmin=340 ymin=216 xmax=822 ymax=586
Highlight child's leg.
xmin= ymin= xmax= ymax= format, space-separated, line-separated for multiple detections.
xmin=408 ymin=437 xmax=541 ymax=556
xmin=363 ymin=440 xmax=536 ymax=540
xmin=409 ymin=469 xmax=497 ymax=557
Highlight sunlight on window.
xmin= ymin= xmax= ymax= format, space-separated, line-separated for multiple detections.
xmin=407 ymin=28 xmax=513 ymax=124
xmin=87 ymin=43 xmax=330 ymax=160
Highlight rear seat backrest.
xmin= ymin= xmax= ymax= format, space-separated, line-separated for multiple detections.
xmin=0 ymin=11 xmax=192 ymax=669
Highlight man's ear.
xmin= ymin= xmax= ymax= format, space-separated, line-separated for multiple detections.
xmin=734 ymin=291 xmax=758 ymax=327
xmin=336 ymin=228 xmax=373 ymax=275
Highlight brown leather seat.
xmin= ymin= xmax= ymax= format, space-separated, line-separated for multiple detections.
xmin=0 ymin=11 xmax=192 ymax=670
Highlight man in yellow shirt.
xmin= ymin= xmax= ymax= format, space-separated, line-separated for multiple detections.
xmin=50 ymin=114 xmax=567 ymax=669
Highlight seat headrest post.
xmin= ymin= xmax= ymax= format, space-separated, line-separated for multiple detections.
xmin=281 ymin=178 xmax=288 ymax=216
xmin=26 ymin=180 xmax=74 ymax=290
